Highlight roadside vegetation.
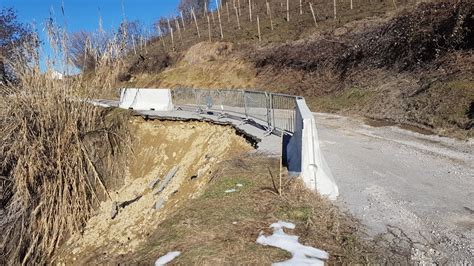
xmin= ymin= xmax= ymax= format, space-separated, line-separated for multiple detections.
xmin=0 ymin=8 xmax=131 ymax=264
xmin=253 ymin=1 xmax=473 ymax=137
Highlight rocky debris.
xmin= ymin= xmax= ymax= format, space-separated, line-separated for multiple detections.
xmin=154 ymin=198 xmax=165 ymax=210
xmin=197 ymin=168 xmax=205 ymax=178
xmin=109 ymin=166 xmax=180 ymax=219
xmin=110 ymin=195 xmax=144 ymax=219
xmin=110 ymin=201 xmax=119 ymax=219
xmin=154 ymin=166 xmax=179 ymax=195
xmin=148 ymin=176 xmax=161 ymax=190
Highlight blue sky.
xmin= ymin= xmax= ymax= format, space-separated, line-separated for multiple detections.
xmin=1 ymin=0 xmax=182 ymax=71
xmin=1 ymin=0 xmax=181 ymax=32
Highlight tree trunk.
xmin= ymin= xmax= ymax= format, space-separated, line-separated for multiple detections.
xmin=0 ymin=60 xmax=7 ymax=85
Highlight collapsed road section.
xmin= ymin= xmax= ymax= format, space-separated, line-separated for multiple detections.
xmin=56 ymin=119 xmax=253 ymax=263
xmin=113 ymin=87 xmax=339 ymax=200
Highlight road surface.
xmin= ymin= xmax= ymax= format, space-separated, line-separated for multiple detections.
xmin=315 ymin=112 xmax=473 ymax=264
xmin=96 ymin=98 xmax=472 ymax=263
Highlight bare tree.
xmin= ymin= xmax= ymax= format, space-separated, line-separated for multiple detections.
xmin=117 ymin=20 xmax=145 ymax=49
xmin=0 ymin=7 xmax=37 ymax=85
xmin=154 ymin=17 xmax=172 ymax=37
xmin=68 ymin=25 xmax=118 ymax=72
xmin=68 ymin=31 xmax=98 ymax=72
xmin=178 ymin=0 xmax=210 ymax=13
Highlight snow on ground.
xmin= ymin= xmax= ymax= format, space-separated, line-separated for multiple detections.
xmin=154 ymin=251 xmax=181 ymax=265
xmin=257 ymin=221 xmax=329 ymax=265
xmin=225 ymin=183 xmax=244 ymax=193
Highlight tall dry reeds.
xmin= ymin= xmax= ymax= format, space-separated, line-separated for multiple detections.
xmin=0 ymin=18 xmax=131 ymax=265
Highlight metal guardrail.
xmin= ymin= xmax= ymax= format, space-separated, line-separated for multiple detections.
xmin=170 ymin=88 xmax=299 ymax=134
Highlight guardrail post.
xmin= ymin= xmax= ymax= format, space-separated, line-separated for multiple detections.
xmin=218 ymin=89 xmax=224 ymax=113
xmin=265 ymin=92 xmax=272 ymax=131
xmin=271 ymin=93 xmax=276 ymax=131
xmin=267 ymin=92 xmax=270 ymax=126
xmin=243 ymin=90 xmax=249 ymax=119
xmin=193 ymin=88 xmax=199 ymax=113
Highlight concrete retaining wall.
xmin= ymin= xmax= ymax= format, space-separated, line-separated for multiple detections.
xmin=287 ymin=99 xmax=339 ymax=200
xmin=119 ymin=88 xmax=173 ymax=111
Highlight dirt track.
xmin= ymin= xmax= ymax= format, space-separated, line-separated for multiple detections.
xmin=316 ymin=112 xmax=473 ymax=264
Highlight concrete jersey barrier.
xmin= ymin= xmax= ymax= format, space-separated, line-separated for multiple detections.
xmin=118 ymin=88 xmax=339 ymax=200
xmin=119 ymin=88 xmax=173 ymax=111
xmin=286 ymin=98 xmax=339 ymax=200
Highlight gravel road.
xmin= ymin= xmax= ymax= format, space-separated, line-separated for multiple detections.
xmin=315 ymin=112 xmax=473 ymax=264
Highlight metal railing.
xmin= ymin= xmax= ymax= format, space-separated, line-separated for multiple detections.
xmin=170 ymin=88 xmax=300 ymax=134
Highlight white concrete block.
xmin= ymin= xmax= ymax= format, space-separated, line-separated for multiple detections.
xmin=119 ymin=88 xmax=173 ymax=111
xmin=296 ymin=99 xmax=339 ymax=200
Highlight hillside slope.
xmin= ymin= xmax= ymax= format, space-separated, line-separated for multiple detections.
xmin=118 ymin=1 xmax=473 ymax=139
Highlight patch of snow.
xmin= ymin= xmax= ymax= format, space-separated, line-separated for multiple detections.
xmin=256 ymin=221 xmax=329 ymax=265
xmin=225 ymin=184 xmax=243 ymax=193
xmin=155 ymin=251 xmax=181 ymax=265
xmin=271 ymin=221 xmax=295 ymax=229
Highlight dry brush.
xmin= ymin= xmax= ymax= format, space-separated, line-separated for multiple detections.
xmin=0 ymin=24 xmax=131 ymax=264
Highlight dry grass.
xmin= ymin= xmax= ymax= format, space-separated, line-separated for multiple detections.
xmin=117 ymin=0 xmax=401 ymax=84
xmin=72 ymin=154 xmax=399 ymax=264
xmin=0 ymin=23 xmax=131 ymax=264
xmin=129 ymin=42 xmax=257 ymax=89
xmin=153 ymin=0 xmax=399 ymax=52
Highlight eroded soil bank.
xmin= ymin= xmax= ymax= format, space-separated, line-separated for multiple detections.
xmin=54 ymin=119 xmax=252 ymax=263
xmin=58 ymin=153 xmax=399 ymax=265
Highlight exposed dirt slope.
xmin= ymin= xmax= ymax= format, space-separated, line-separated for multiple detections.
xmin=129 ymin=42 xmax=257 ymax=89
xmin=54 ymin=119 xmax=252 ymax=263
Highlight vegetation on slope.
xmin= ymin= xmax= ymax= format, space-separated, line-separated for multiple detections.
xmin=0 ymin=16 xmax=131 ymax=264
xmin=120 ymin=0 xmax=473 ymax=138
xmin=255 ymin=1 xmax=473 ymax=72
xmin=117 ymin=0 xmax=400 ymax=80
xmin=253 ymin=1 xmax=473 ymax=137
